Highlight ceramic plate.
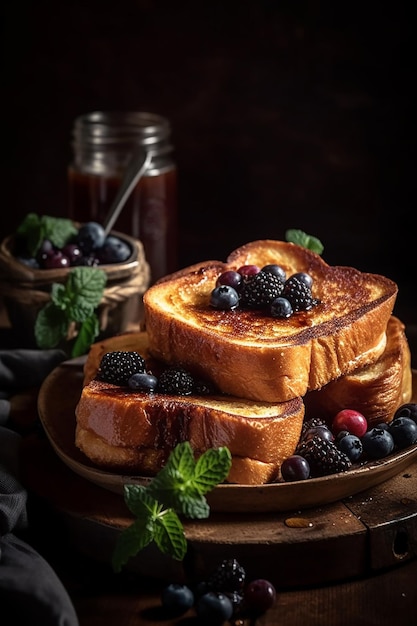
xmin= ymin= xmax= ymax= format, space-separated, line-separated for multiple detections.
xmin=37 ymin=359 xmax=417 ymax=513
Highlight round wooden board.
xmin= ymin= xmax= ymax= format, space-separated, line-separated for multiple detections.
xmin=37 ymin=360 xmax=417 ymax=513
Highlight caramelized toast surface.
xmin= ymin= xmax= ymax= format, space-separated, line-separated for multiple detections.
xmin=143 ymin=240 xmax=398 ymax=402
xmin=304 ymin=315 xmax=412 ymax=426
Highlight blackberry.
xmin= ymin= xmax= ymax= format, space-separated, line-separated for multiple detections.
xmin=224 ymin=590 xmax=244 ymax=615
xmin=193 ymin=378 xmax=216 ymax=395
xmin=157 ymin=367 xmax=194 ymax=395
xmin=297 ymin=435 xmax=352 ymax=477
xmin=240 ymin=271 xmax=284 ymax=309
xmin=282 ymin=275 xmax=318 ymax=312
xmin=97 ymin=351 xmax=146 ymax=386
xmin=207 ymin=558 xmax=246 ymax=593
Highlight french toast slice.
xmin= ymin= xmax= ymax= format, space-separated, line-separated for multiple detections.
xmin=75 ymin=378 xmax=305 ymax=485
xmin=143 ymin=240 xmax=398 ymax=402
xmin=75 ymin=426 xmax=284 ymax=485
xmin=304 ymin=315 xmax=412 ymax=427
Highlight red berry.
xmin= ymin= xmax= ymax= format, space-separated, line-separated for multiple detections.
xmin=332 ymin=409 xmax=368 ymax=438
xmin=244 ymin=578 xmax=276 ymax=613
xmin=237 ymin=264 xmax=260 ymax=278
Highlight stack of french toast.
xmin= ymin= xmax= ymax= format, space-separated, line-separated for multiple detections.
xmin=75 ymin=239 xmax=412 ymax=485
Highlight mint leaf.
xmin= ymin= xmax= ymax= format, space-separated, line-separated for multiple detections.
xmin=72 ymin=314 xmax=99 ymax=358
xmin=112 ymin=517 xmax=154 ymax=573
xmin=15 ymin=213 xmax=77 ymax=256
xmin=16 ymin=213 xmax=43 ymax=257
xmin=66 ymin=267 xmax=107 ymax=310
xmin=41 ymin=216 xmax=77 ymax=249
xmin=50 ymin=283 xmax=68 ymax=308
xmin=148 ymin=442 xmax=231 ymax=518
xmin=193 ymin=446 xmax=232 ymax=493
xmin=124 ymin=484 xmax=159 ymax=518
xmin=34 ymin=302 xmax=68 ymax=348
xmin=285 ymin=229 xmax=324 ymax=255
xmin=153 ymin=509 xmax=187 ymax=560
xmin=34 ymin=266 xmax=106 ymax=356
xmin=113 ymin=443 xmax=231 ymax=570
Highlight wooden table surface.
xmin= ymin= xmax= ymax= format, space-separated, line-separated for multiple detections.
xmin=2 ymin=317 xmax=417 ymax=626
xmin=10 ymin=384 xmax=417 ymax=626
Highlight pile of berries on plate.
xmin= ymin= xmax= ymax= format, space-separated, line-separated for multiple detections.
xmin=281 ymin=403 xmax=417 ymax=481
xmin=209 ymin=263 xmax=320 ymax=318
xmin=160 ymin=558 xmax=276 ymax=623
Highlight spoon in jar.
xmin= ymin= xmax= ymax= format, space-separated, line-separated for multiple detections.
xmin=103 ymin=147 xmax=153 ymax=236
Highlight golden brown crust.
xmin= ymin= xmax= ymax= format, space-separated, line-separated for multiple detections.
xmin=304 ymin=316 xmax=412 ymax=426
xmin=75 ymin=426 xmax=281 ymax=485
xmin=75 ymin=379 xmax=304 ymax=465
xmin=143 ymin=240 xmax=398 ymax=402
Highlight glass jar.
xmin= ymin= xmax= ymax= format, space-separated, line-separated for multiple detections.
xmin=68 ymin=111 xmax=177 ymax=283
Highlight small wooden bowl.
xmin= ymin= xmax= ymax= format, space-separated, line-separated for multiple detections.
xmin=0 ymin=229 xmax=150 ymax=349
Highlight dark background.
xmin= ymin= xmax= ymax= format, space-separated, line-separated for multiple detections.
xmin=2 ymin=0 xmax=415 ymax=325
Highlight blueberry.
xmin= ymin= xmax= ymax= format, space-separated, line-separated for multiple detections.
xmin=76 ymin=222 xmax=106 ymax=253
xmin=196 ymin=591 xmax=233 ymax=625
xmin=393 ymin=403 xmax=417 ymax=424
xmin=270 ymin=296 xmax=293 ymax=318
xmin=337 ymin=433 xmax=363 ymax=462
xmin=210 ymin=285 xmax=239 ymax=310
xmin=96 ymin=235 xmax=132 ymax=264
xmin=361 ymin=427 xmax=394 ymax=460
xmin=388 ymin=417 xmax=417 ymax=448
xmin=128 ymin=372 xmax=158 ymax=392
xmin=16 ymin=256 xmax=40 ymax=269
xmin=161 ymin=583 xmax=194 ymax=615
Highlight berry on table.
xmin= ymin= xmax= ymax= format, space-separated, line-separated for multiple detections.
xmin=243 ymin=578 xmax=277 ymax=614
xmin=196 ymin=591 xmax=234 ymax=624
xmin=161 ymin=583 xmax=194 ymax=615
xmin=207 ymin=558 xmax=246 ymax=593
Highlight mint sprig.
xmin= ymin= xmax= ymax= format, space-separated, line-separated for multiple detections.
xmin=16 ymin=213 xmax=78 ymax=257
xmin=285 ymin=229 xmax=324 ymax=255
xmin=112 ymin=442 xmax=232 ymax=572
xmin=34 ymin=266 xmax=106 ymax=357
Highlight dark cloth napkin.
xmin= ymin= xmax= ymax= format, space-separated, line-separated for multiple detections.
xmin=0 ymin=349 xmax=79 ymax=626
